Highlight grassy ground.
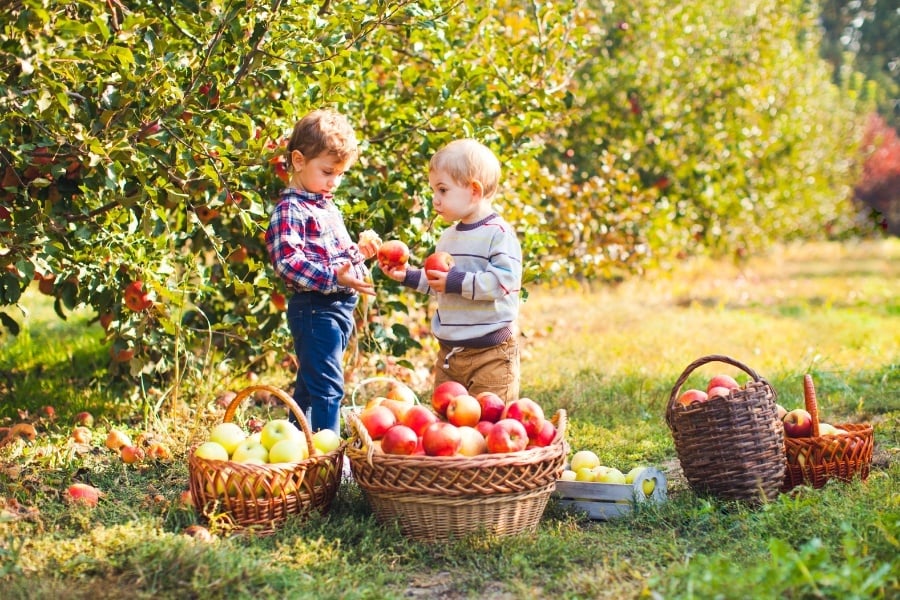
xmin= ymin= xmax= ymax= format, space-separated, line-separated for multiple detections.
xmin=0 ymin=239 xmax=898 ymax=599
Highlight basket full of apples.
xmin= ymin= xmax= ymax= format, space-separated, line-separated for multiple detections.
xmin=780 ymin=375 xmax=874 ymax=491
xmin=665 ymin=355 xmax=786 ymax=503
xmin=187 ymin=384 xmax=346 ymax=534
xmin=345 ymin=380 xmax=568 ymax=542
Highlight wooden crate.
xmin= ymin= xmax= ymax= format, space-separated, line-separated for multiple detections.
xmin=553 ymin=467 xmax=667 ymax=520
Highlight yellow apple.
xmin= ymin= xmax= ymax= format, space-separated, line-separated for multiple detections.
xmin=260 ymin=419 xmax=302 ymax=450
xmin=231 ymin=439 xmax=268 ymax=463
xmin=559 ymin=469 xmax=577 ymax=481
xmin=194 ymin=441 xmax=229 ymax=461
xmin=268 ymin=437 xmax=309 ymax=463
xmin=209 ymin=422 xmax=247 ymax=455
xmin=574 ymin=467 xmax=595 ymax=482
xmin=312 ymin=429 xmax=341 ymax=454
xmin=570 ymin=450 xmax=600 ymax=472
xmin=594 ymin=467 xmax=626 ymax=484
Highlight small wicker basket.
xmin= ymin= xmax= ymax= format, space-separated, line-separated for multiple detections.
xmin=345 ymin=408 xmax=568 ymax=542
xmin=666 ymin=355 xmax=786 ymax=503
xmin=188 ymin=384 xmax=345 ymax=534
xmin=782 ymin=375 xmax=874 ymax=491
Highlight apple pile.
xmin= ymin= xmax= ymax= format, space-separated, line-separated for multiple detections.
xmin=357 ymin=381 xmax=558 ymax=457
xmin=193 ymin=420 xmax=341 ymax=465
xmin=675 ymin=373 xmax=743 ymax=407
xmin=559 ymin=450 xmax=657 ymax=495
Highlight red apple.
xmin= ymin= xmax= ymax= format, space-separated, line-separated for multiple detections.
xmin=485 ymin=419 xmax=529 ymax=454
xmin=380 ymin=424 xmax=419 ymax=456
xmin=676 ymin=389 xmax=708 ymax=407
xmin=475 ymin=391 xmax=506 ymax=423
xmin=123 ymin=280 xmax=152 ymax=311
xmin=528 ymin=419 xmax=556 ymax=448
xmin=75 ymin=411 xmax=94 ymax=427
xmin=446 ymin=394 xmax=482 ymax=427
xmin=475 ymin=420 xmax=495 ymax=438
xmin=422 ymin=422 xmax=462 ymax=457
xmin=147 ymin=441 xmax=172 ymax=460
xmin=706 ymin=374 xmax=740 ymax=394
xmin=358 ymin=405 xmax=397 ymax=440
xmin=271 ymin=292 xmax=287 ymax=311
xmin=71 ymin=426 xmax=92 ymax=444
xmin=501 ymin=398 xmax=545 ymax=438
xmin=400 ymin=404 xmax=440 ymax=437
xmin=379 ymin=398 xmax=413 ymax=422
xmin=432 ymin=380 xmax=468 ymax=417
xmin=457 ymin=426 xmax=487 ymax=456
xmin=65 ymin=483 xmax=101 ymax=507
xmin=706 ymin=385 xmax=733 ymax=399
xmin=377 ymin=240 xmax=410 ymax=270
xmin=120 ymin=444 xmax=146 ymax=464
xmin=783 ymin=409 xmax=813 ymax=438
xmin=105 ymin=429 xmax=132 ymax=451
xmin=424 ymin=251 xmax=454 ymax=273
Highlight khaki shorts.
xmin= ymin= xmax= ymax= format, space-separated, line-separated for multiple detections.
xmin=433 ymin=336 xmax=520 ymax=402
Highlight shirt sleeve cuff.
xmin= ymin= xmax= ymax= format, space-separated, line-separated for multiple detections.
xmin=445 ymin=268 xmax=464 ymax=294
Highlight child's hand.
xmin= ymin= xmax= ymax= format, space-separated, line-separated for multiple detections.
xmin=379 ymin=261 xmax=407 ymax=282
xmin=357 ymin=230 xmax=381 ymax=260
xmin=335 ymin=262 xmax=376 ymax=296
xmin=425 ymin=269 xmax=449 ymax=293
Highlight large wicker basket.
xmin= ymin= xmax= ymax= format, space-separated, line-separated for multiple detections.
xmin=188 ymin=384 xmax=345 ymax=534
xmin=345 ymin=408 xmax=568 ymax=542
xmin=665 ymin=355 xmax=786 ymax=503
xmin=782 ymin=375 xmax=874 ymax=491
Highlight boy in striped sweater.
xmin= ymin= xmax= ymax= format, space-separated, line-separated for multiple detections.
xmin=380 ymin=139 xmax=523 ymax=402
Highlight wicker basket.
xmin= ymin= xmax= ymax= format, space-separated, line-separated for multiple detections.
xmin=782 ymin=375 xmax=874 ymax=491
xmin=188 ymin=384 xmax=345 ymax=534
xmin=345 ymin=408 xmax=568 ymax=542
xmin=665 ymin=355 xmax=786 ymax=503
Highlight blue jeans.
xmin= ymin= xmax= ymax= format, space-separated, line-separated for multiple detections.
xmin=286 ymin=291 xmax=357 ymax=434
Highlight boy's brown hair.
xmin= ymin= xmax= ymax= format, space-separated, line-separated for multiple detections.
xmin=287 ymin=109 xmax=359 ymax=164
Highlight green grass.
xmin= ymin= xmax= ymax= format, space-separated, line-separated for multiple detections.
xmin=1 ymin=239 xmax=898 ymax=599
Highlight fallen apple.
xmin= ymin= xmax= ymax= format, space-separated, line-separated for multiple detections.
xmin=120 ymin=444 xmax=146 ymax=464
xmin=105 ymin=429 xmax=132 ymax=451
xmin=71 ymin=426 xmax=92 ymax=444
xmin=65 ymin=483 xmax=101 ymax=507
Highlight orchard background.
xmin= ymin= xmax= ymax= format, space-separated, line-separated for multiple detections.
xmin=1 ymin=0 xmax=897 ymax=402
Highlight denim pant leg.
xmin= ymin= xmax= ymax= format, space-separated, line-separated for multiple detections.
xmin=286 ymin=293 xmax=357 ymax=434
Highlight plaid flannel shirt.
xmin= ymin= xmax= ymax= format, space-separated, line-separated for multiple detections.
xmin=265 ymin=188 xmax=368 ymax=294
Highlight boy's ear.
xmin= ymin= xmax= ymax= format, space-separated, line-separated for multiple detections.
xmin=290 ymin=149 xmax=305 ymax=170
xmin=471 ymin=180 xmax=484 ymax=198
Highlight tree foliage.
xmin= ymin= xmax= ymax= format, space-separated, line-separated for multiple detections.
xmin=0 ymin=0 xmax=876 ymax=393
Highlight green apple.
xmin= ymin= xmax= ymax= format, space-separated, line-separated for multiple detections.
xmin=312 ymin=429 xmax=341 ymax=455
xmin=268 ymin=437 xmax=309 ymax=463
xmin=194 ymin=441 xmax=229 ymax=461
xmin=208 ymin=422 xmax=247 ymax=455
xmin=570 ymin=450 xmax=600 ymax=472
xmin=231 ymin=439 xmax=269 ymax=463
xmin=260 ymin=419 xmax=302 ymax=450
xmin=625 ymin=466 xmax=646 ymax=484
xmin=574 ymin=466 xmax=595 ymax=482
xmin=559 ymin=469 xmax=577 ymax=481
xmin=594 ymin=466 xmax=626 ymax=484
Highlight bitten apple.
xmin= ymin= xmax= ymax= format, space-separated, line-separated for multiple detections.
xmin=501 ymin=398 xmax=545 ymax=438
xmin=446 ymin=394 xmax=482 ymax=427
xmin=475 ymin=391 xmax=505 ymax=423
xmin=432 ymin=380 xmax=468 ymax=417
xmin=485 ymin=418 xmax=529 ymax=453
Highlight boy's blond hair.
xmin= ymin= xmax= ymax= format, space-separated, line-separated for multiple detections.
xmin=287 ymin=109 xmax=359 ymax=164
xmin=429 ymin=139 xmax=501 ymax=199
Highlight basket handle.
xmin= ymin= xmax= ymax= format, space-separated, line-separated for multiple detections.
xmin=348 ymin=376 xmax=420 ymax=410
xmin=221 ymin=384 xmax=315 ymax=455
xmin=345 ymin=408 xmax=378 ymax=467
xmin=665 ymin=354 xmax=765 ymax=428
xmin=803 ymin=374 xmax=821 ymax=437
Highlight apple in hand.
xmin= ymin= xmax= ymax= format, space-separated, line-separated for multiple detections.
xmin=706 ymin=374 xmax=740 ymax=394
xmin=485 ymin=418 xmax=529 ymax=453
xmin=358 ymin=405 xmax=398 ymax=440
xmin=424 ymin=251 xmax=455 ymax=273
xmin=501 ymin=398 xmax=545 ymax=438
xmin=676 ymin=389 xmax=708 ymax=407
xmin=209 ymin=422 xmax=247 ymax=455
xmin=422 ymin=421 xmax=462 ymax=456
xmin=432 ymin=380 xmax=468 ymax=417
xmin=401 ymin=404 xmax=440 ymax=437
xmin=380 ymin=424 xmax=419 ymax=455
xmin=260 ymin=419 xmax=303 ymax=450
xmin=446 ymin=394 xmax=482 ymax=427
xmin=377 ymin=240 xmax=410 ymax=271
xmin=475 ymin=391 xmax=506 ymax=423
xmin=783 ymin=408 xmax=813 ymax=438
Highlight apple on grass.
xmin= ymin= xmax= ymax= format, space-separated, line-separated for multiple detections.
xmin=105 ymin=429 xmax=132 ymax=451
xmin=475 ymin=391 xmax=505 ymax=423
xmin=120 ymin=445 xmax=145 ymax=464
xmin=260 ymin=419 xmax=303 ymax=450
xmin=65 ymin=483 xmax=101 ymax=507
xmin=74 ymin=411 xmax=94 ymax=427
xmin=783 ymin=408 xmax=813 ymax=438
xmin=446 ymin=394 xmax=482 ymax=427
xmin=485 ymin=419 xmax=528 ymax=453
xmin=71 ymin=426 xmax=92 ymax=444
xmin=209 ymin=422 xmax=247 ymax=455
xmin=401 ymin=404 xmax=440 ymax=437
xmin=422 ymin=421 xmax=462 ymax=456
xmin=501 ymin=398 xmax=545 ymax=438
xmin=380 ymin=424 xmax=419 ymax=455
xmin=676 ymin=389 xmax=708 ymax=407
xmin=432 ymin=380 xmax=468 ymax=417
